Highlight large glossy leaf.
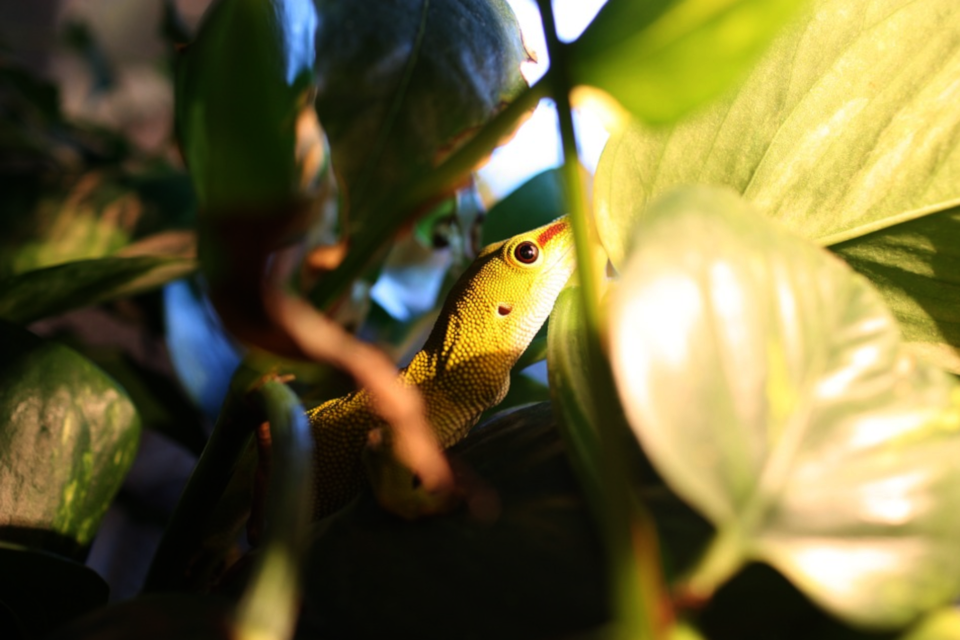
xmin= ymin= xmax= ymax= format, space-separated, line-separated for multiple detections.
xmin=608 ymin=186 xmax=960 ymax=629
xmin=176 ymin=0 xmax=324 ymax=211
xmin=569 ymin=0 xmax=807 ymax=123
xmin=595 ymin=0 xmax=960 ymax=370
xmin=0 ymin=255 xmax=197 ymax=324
xmin=314 ymin=0 xmax=528 ymax=233
xmin=0 ymin=321 xmax=140 ymax=557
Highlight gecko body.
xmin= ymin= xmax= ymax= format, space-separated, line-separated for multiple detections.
xmin=308 ymin=217 xmax=575 ymax=519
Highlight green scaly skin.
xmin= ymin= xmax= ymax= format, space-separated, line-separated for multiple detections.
xmin=307 ymin=217 xmax=576 ymax=519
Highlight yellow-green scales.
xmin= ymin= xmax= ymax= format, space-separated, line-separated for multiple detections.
xmin=307 ymin=217 xmax=576 ymax=518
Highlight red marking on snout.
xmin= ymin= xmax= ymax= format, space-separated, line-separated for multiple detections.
xmin=536 ymin=221 xmax=568 ymax=247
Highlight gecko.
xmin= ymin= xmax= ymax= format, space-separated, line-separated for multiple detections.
xmin=307 ymin=216 xmax=576 ymax=519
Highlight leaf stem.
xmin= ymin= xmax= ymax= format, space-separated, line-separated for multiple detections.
xmin=680 ymin=525 xmax=747 ymax=603
xmin=234 ymin=379 xmax=312 ymax=640
xmin=309 ymin=79 xmax=548 ymax=310
xmin=143 ymin=380 xmax=255 ymax=592
xmin=537 ymin=2 xmax=668 ymax=638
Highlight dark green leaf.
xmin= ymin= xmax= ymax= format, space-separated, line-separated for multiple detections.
xmin=608 ymin=186 xmax=960 ymax=628
xmin=0 ymin=542 xmax=108 ymax=638
xmin=832 ymin=209 xmax=960 ymax=373
xmin=314 ymin=0 xmax=528 ymax=233
xmin=0 ymin=255 xmax=197 ymax=324
xmin=570 ymin=0 xmax=807 ymax=123
xmin=46 ymin=594 xmax=234 ymax=640
xmin=176 ymin=0 xmax=325 ymax=210
xmin=0 ymin=322 xmax=140 ymax=556
xmin=482 ymin=168 xmax=565 ymax=246
xmin=477 ymin=369 xmax=551 ymax=425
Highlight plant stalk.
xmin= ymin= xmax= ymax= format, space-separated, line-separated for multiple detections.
xmin=143 ymin=385 xmax=255 ymax=592
xmin=537 ymin=2 xmax=669 ymax=638
xmin=235 ymin=379 xmax=312 ymax=640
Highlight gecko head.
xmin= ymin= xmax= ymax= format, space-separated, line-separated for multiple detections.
xmin=442 ymin=216 xmax=576 ymax=360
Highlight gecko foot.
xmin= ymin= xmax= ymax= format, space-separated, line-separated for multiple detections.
xmin=362 ymin=427 xmax=461 ymax=519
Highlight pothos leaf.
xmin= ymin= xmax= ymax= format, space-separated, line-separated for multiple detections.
xmin=0 ymin=321 xmax=140 ymax=556
xmin=608 ymin=186 xmax=960 ymax=629
xmin=314 ymin=0 xmax=528 ymax=233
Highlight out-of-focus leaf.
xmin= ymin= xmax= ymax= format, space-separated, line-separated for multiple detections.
xmin=0 ymin=255 xmax=197 ymax=324
xmin=74 ymin=344 xmax=207 ymax=456
xmin=594 ymin=0 xmax=960 ymax=371
xmin=482 ymin=168 xmax=565 ymax=246
xmin=0 ymin=174 xmax=141 ymax=278
xmin=0 ymin=322 xmax=140 ymax=557
xmin=608 ymin=186 xmax=960 ymax=629
xmin=569 ymin=0 xmax=807 ymax=123
xmin=314 ymin=0 xmax=528 ymax=233
xmin=176 ymin=0 xmax=324 ymax=210
xmin=898 ymin=608 xmax=960 ymax=640
xmin=0 ymin=542 xmax=108 ymax=638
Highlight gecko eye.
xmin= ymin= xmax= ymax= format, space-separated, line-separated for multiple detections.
xmin=514 ymin=241 xmax=539 ymax=264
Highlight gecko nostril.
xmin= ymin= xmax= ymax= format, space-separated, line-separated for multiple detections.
xmin=498 ymin=304 xmax=513 ymax=316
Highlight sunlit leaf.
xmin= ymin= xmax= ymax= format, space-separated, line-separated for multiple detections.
xmin=570 ymin=0 xmax=807 ymax=123
xmin=899 ymin=608 xmax=960 ymax=640
xmin=0 ymin=255 xmax=197 ymax=324
xmin=314 ymin=0 xmax=528 ymax=233
xmin=608 ymin=186 xmax=960 ymax=629
xmin=595 ymin=0 xmax=960 ymax=371
xmin=0 ymin=322 xmax=140 ymax=556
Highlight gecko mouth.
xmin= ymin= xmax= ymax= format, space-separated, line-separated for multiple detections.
xmin=498 ymin=304 xmax=513 ymax=316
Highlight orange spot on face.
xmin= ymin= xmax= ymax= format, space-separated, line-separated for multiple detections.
xmin=536 ymin=221 xmax=567 ymax=247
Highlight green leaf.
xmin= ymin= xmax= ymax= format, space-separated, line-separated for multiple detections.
xmin=481 ymin=168 xmax=565 ymax=246
xmin=830 ymin=209 xmax=960 ymax=373
xmin=477 ymin=369 xmax=551 ymax=425
xmin=608 ymin=186 xmax=960 ymax=629
xmin=176 ymin=0 xmax=324 ymax=211
xmin=899 ymin=608 xmax=960 ymax=640
xmin=314 ymin=0 xmax=528 ymax=233
xmin=0 ymin=255 xmax=197 ymax=324
xmin=0 ymin=322 xmax=140 ymax=556
xmin=596 ymin=0 xmax=960 ymax=266
xmin=0 ymin=174 xmax=140 ymax=279
xmin=569 ymin=0 xmax=807 ymax=123
xmin=594 ymin=0 xmax=960 ymax=371
xmin=0 ymin=542 xmax=108 ymax=638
